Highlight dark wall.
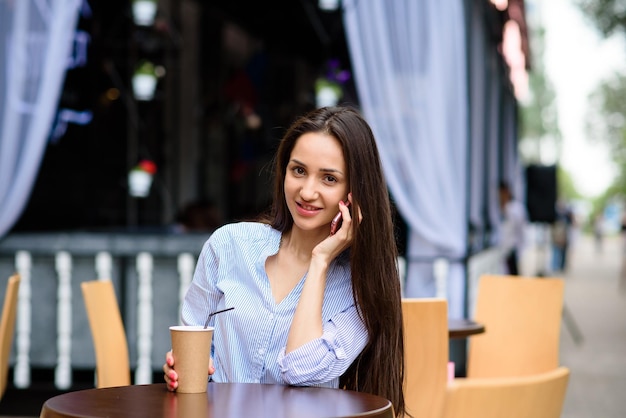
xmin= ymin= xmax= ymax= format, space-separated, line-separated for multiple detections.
xmin=12 ymin=0 xmax=352 ymax=233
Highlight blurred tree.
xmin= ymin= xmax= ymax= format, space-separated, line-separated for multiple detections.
xmin=518 ymin=26 xmax=562 ymax=165
xmin=518 ymin=20 xmax=584 ymax=201
xmin=576 ymin=0 xmax=626 ymax=37
xmin=577 ymin=0 xmax=626 ymax=198
xmin=585 ymin=73 xmax=626 ymax=179
xmin=557 ymin=165 xmax=583 ymax=201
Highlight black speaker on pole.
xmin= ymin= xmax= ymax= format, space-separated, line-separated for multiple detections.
xmin=525 ymin=164 xmax=557 ymax=223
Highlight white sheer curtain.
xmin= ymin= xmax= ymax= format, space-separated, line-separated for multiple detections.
xmin=0 ymin=0 xmax=82 ymax=238
xmin=343 ymin=0 xmax=468 ymax=318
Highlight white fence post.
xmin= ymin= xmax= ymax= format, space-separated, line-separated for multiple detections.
xmin=135 ymin=252 xmax=153 ymax=384
xmin=14 ymin=251 xmax=32 ymax=388
xmin=434 ymin=258 xmax=449 ymax=300
xmin=55 ymin=251 xmax=73 ymax=389
xmin=95 ymin=251 xmax=113 ymax=281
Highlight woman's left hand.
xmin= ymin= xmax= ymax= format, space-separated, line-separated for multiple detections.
xmin=313 ymin=194 xmax=362 ymax=262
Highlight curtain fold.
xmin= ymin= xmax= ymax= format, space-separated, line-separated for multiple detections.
xmin=344 ymin=0 xmax=469 ymax=317
xmin=0 ymin=0 xmax=82 ymax=238
xmin=468 ymin=0 xmax=488 ymax=252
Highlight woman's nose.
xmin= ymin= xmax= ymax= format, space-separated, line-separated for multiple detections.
xmin=299 ymin=180 xmax=319 ymax=201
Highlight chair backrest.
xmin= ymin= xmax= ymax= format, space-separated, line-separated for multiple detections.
xmin=0 ymin=274 xmax=21 ymax=399
xmin=81 ymin=280 xmax=131 ymax=388
xmin=402 ymin=298 xmax=449 ymax=418
xmin=440 ymin=366 xmax=570 ymax=418
xmin=467 ymin=274 xmax=564 ymax=378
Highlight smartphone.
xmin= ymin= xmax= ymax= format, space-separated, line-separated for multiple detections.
xmin=330 ymin=200 xmax=351 ymax=235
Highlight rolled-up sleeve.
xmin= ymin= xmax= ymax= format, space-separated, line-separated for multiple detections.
xmin=277 ymin=305 xmax=368 ymax=386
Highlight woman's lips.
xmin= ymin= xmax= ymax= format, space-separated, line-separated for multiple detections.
xmin=295 ymin=201 xmax=322 ymax=216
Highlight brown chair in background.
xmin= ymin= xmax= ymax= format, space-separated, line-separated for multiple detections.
xmin=81 ymin=280 xmax=131 ymax=388
xmin=467 ymin=274 xmax=565 ymax=378
xmin=0 ymin=274 xmax=21 ymax=399
xmin=440 ymin=366 xmax=570 ymax=418
xmin=402 ymin=298 xmax=449 ymax=418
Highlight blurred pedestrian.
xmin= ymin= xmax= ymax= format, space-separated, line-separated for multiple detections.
xmin=593 ymin=212 xmax=604 ymax=253
xmin=551 ymin=200 xmax=574 ymax=273
xmin=619 ymin=213 xmax=626 ymax=293
xmin=498 ymin=181 xmax=528 ymax=275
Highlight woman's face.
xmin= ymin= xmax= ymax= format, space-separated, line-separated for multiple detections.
xmin=284 ymin=132 xmax=348 ymax=234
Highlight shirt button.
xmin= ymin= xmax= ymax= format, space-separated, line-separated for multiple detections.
xmin=269 ymin=313 xmax=274 ymax=320
xmin=258 ymin=348 xmax=265 ymax=355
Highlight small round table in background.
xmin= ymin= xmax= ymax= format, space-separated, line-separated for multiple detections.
xmin=448 ymin=318 xmax=485 ymax=339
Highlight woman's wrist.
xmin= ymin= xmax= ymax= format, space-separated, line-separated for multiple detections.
xmin=309 ymin=254 xmax=330 ymax=273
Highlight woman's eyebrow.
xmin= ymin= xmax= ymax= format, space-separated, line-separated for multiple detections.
xmin=290 ymin=158 xmax=344 ymax=175
xmin=320 ymin=167 xmax=344 ymax=175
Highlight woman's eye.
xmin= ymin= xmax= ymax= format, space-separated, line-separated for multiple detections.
xmin=324 ymin=175 xmax=337 ymax=183
xmin=292 ymin=167 xmax=305 ymax=176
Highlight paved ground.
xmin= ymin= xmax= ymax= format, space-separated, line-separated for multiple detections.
xmin=521 ymin=230 xmax=626 ymax=418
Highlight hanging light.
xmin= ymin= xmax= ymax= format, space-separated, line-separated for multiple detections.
xmin=316 ymin=83 xmax=341 ymax=108
xmin=318 ymin=0 xmax=340 ymax=11
xmin=315 ymin=59 xmax=350 ymax=108
xmin=128 ymin=160 xmax=157 ymax=198
xmin=132 ymin=60 xmax=158 ymax=101
xmin=132 ymin=0 xmax=158 ymax=26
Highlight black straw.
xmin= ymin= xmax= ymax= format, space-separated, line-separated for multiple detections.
xmin=204 ymin=307 xmax=235 ymax=328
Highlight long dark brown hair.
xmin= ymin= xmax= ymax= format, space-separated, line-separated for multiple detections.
xmin=263 ymin=106 xmax=406 ymax=416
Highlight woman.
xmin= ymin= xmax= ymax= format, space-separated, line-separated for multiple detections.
xmin=163 ymin=106 xmax=406 ymax=416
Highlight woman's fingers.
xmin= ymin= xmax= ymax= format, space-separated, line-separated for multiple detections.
xmin=346 ymin=193 xmax=363 ymax=224
xmin=163 ymin=350 xmax=178 ymax=391
xmin=164 ymin=367 xmax=178 ymax=391
xmin=209 ymin=357 xmax=215 ymax=375
xmin=163 ymin=351 xmax=213 ymax=391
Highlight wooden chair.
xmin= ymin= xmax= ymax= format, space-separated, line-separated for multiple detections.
xmin=0 ymin=274 xmax=21 ymax=399
xmin=402 ymin=298 xmax=449 ymax=418
xmin=440 ymin=366 xmax=570 ymax=418
xmin=467 ymin=274 xmax=565 ymax=378
xmin=81 ymin=280 xmax=131 ymax=388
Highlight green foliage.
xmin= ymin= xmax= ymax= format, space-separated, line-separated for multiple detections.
xmin=576 ymin=0 xmax=626 ymax=37
xmin=591 ymin=182 xmax=623 ymax=215
xmin=135 ymin=60 xmax=156 ymax=76
xmin=557 ymin=165 xmax=583 ymax=201
xmin=576 ymin=0 xmax=626 ymax=200
xmin=586 ymin=73 xmax=626 ymax=171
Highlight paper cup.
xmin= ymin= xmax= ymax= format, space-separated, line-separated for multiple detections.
xmin=169 ymin=325 xmax=214 ymax=393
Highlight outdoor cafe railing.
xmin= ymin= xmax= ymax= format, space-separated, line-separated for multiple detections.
xmin=0 ymin=231 xmax=209 ymax=390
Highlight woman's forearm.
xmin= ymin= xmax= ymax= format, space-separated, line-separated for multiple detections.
xmin=285 ymin=257 xmax=328 ymax=353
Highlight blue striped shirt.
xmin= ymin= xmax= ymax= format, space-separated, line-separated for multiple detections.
xmin=180 ymin=222 xmax=369 ymax=388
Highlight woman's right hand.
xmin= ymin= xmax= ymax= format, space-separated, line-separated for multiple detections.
xmin=163 ymin=350 xmax=215 ymax=391
xmin=163 ymin=350 xmax=178 ymax=391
